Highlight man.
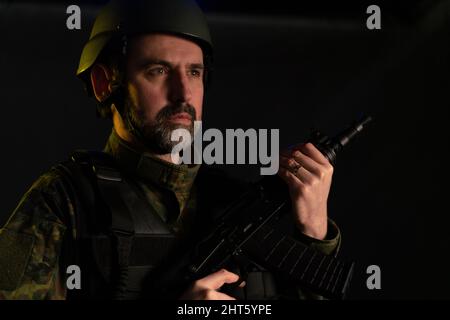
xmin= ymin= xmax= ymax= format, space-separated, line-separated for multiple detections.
xmin=0 ymin=0 xmax=340 ymax=300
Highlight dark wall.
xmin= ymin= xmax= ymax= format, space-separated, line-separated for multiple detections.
xmin=1 ymin=2 xmax=449 ymax=299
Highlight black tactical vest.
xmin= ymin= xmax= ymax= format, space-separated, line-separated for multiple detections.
xmin=55 ymin=150 xmax=280 ymax=299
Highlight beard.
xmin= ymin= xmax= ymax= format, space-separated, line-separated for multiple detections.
xmin=123 ymin=96 xmax=197 ymax=155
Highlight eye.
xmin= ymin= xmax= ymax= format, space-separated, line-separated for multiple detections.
xmin=147 ymin=66 xmax=168 ymax=76
xmin=189 ymin=69 xmax=202 ymax=78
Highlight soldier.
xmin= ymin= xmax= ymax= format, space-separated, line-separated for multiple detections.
xmin=0 ymin=0 xmax=340 ymax=300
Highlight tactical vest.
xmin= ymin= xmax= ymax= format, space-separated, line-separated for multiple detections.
xmin=55 ymin=150 xmax=280 ymax=300
xmin=56 ymin=151 xmax=177 ymax=299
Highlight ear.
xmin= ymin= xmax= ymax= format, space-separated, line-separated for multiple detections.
xmin=90 ymin=64 xmax=114 ymax=102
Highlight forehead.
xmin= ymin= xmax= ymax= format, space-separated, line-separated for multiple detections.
xmin=127 ymin=33 xmax=203 ymax=63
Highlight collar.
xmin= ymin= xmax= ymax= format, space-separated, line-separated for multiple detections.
xmin=104 ymin=129 xmax=200 ymax=196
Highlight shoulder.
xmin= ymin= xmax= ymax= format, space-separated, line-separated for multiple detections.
xmin=6 ymin=166 xmax=71 ymax=231
xmin=2 ymin=151 xmax=100 ymax=243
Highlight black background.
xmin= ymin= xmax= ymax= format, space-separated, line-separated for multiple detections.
xmin=1 ymin=0 xmax=449 ymax=299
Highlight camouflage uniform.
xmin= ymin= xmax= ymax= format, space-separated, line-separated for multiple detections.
xmin=0 ymin=130 xmax=341 ymax=299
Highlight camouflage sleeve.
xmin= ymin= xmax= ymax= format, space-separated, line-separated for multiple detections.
xmin=0 ymin=168 xmax=74 ymax=299
xmin=294 ymin=218 xmax=341 ymax=256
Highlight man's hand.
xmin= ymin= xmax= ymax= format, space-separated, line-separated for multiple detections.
xmin=179 ymin=269 xmax=243 ymax=300
xmin=278 ymin=143 xmax=334 ymax=240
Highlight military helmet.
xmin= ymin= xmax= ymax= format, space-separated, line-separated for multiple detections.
xmin=77 ymin=0 xmax=213 ymax=84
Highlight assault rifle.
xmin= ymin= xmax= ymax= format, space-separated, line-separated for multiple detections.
xmin=151 ymin=116 xmax=372 ymax=300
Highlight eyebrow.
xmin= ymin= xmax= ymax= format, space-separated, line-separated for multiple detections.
xmin=189 ymin=63 xmax=205 ymax=70
xmin=139 ymin=59 xmax=204 ymax=70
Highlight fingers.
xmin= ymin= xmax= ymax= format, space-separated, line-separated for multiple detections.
xmin=278 ymin=166 xmax=304 ymax=188
xmin=284 ymin=143 xmax=331 ymax=165
xmin=279 ymin=156 xmax=314 ymax=184
xmin=181 ymin=269 xmax=241 ymax=300
xmin=180 ymin=287 xmax=237 ymax=300
xmin=296 ymin=143 xmax=330 ymax=166
xmin=196 ymin=269 xmax=240 ymax=291
xmin=280 ymin=143 xmax=333 ymax=178
xmin=280 ymin=151 xmax=319 ymax=178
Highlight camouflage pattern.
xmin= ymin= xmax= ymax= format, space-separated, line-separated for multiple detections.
xmin=0 ymin=171 xmax=68 ymax=299
xmin=0 ymin=130 xmax=341 ymax=299
xmin=104 ymin=129 xmax=201 ymax=233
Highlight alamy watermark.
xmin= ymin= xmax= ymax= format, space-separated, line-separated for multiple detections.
xmin=67 ymin=5 xmax=382 ymax=31
xmin=170 ymin=121 xmax=279 ymax=175
xmin=366 ymin=264 xmax=381 ymax=290
xmin=366 ymin=5 xmax=381 ymax=30
xmin=66 ymin=5 xmax=81 ymax=30
xmin=66 ymin=265 xmax=81 ymax=290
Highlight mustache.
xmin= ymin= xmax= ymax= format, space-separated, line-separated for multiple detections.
xmin=156 ymin=103 xmax=197 ymax=123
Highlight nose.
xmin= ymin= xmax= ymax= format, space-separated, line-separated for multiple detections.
xmin=168 ymin=69 xmax=192 ymax=104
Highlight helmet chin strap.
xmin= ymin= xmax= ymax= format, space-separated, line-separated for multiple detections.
xmin=105 ymin=81 xmax=148 ymax=149
xmin=123 ymin=108 xmax=148 ymax=150
xmin=104 ymin=32 xmax=149 ymax=150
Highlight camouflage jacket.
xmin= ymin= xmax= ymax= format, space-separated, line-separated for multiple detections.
xmin=0 ymin=130 xmax=341 ymax=300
